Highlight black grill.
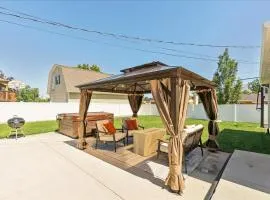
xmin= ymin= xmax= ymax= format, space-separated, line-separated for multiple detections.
xmin=7 ymin=116 xmax=25 ymax=139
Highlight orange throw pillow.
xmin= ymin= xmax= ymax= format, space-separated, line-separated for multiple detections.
xmin=126 ymin=119 xmax=138 ymax=130
xmin=103 ymin=121 xmax=116 ymax=134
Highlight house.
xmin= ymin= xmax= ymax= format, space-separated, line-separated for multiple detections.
xmin=47 ymin=64 xmax=127 ymax=102
xmin=239 ymin=93 xmax=259 ymax=104
xmin=0 ymin=78 xmax=16 ymax=102
xmin=8 ymin=80 xmax=26 ymax=90
xmin=239 ymin=93 xmax=269 ymax=104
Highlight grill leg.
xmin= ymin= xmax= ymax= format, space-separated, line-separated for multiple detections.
xmin=15 ymin=129 xmax=18 ymax=140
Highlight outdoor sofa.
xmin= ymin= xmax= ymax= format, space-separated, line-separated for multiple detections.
xmin=157 ymin=124 xmax=204 ymax=172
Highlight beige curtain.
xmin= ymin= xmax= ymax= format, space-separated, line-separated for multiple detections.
xmin=150 ymin=78 xmax=190 ymax=193
xmin=77 ymin=89 xmax=92 ymax=150
xmin=128 ymin=94 xmax=143 ymax=117
xmin=197 ymin=88 xmax=219 ymax=150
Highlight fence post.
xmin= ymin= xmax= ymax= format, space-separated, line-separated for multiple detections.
xmin=234 ymin=104 xmax=237 ymax=122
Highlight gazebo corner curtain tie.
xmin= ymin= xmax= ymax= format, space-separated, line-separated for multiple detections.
xmin=197 ymin=89 xmax=219 ymax=150
xmin=77 ymin=89 xmax=92 ymax=150
xmin=150 ymin=78 xmax=190 ymax=194
xmin=128 ymin=94 xmax=143 ymax=117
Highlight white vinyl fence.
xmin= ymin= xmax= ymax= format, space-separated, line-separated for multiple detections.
xmin=0 ymin=102 xmax=265 ymax=124
xmin=187 ymin=104 xmax=266 ymax=124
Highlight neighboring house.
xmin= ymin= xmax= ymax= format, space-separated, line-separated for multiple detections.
xmin=47 ymin=64 xmax=127 ymax=102
xmin=8 ymin=80 xmax=26 ymax=90
xmin=0 ymin=78 xmax=9 ymax=92
xmin=239 ymin=93 xmax=259 ymax=104
xmin=0 ymin=78 xmax=16 ymax=102
xmin=240 ymin=93 xmax=269 ymax=104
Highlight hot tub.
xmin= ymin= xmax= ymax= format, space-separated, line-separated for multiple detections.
xmin=56 ymin=112 xmax=114 ymax=138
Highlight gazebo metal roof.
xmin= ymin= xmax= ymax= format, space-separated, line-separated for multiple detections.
xmin=77 ymin=61 xmax=215 ymax=94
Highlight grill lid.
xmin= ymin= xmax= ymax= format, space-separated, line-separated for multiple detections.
xmin=7 ymin=115 xmax=25 ymax=129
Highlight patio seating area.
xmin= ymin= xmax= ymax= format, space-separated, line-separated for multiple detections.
xmin=76 ymin=61 xmax=220 ymax=193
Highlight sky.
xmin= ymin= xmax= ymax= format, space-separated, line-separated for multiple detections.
xmin=0 ymin=0 xmax=268 ymax=96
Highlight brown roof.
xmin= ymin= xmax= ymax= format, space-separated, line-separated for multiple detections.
xmin=57 ymin=65 xmax=110 ymax=93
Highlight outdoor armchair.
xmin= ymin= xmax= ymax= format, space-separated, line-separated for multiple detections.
xmin=95 ymin=119 xmax=126 ymax=152
xmin=157 ymin=124 xmax=204 ymax=173
xmin=122 ymin=117 xmax=144 ymax=144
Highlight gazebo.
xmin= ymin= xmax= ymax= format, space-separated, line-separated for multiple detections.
xmin=76 ymin=61 xmax=219 ymax=193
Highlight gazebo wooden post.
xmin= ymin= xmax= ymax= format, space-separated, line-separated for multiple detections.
xmin=77 ymin=89 xmax=92 ymax=150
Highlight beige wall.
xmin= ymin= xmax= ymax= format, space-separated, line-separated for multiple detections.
xmin=49 ymin=68 xmax=68 ymax=102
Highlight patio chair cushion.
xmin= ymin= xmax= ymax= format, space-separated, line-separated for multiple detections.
xmin=125 ymin=119 xmax=138 ymax=130
xmin=96 ymin=119 xmax=111 ymax=135
xmin=99 ymin=132 xmax=126 ymax=142
xmin=122 ymin=117 xmax=139 ymax=129
xmin=103 ymin=121 xmax=116 ymax=134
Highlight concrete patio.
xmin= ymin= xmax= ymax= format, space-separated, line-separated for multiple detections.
xmin=0 ymin=132 xmax=227 ymax=200
xmin=1 ymin=132 xmax=269 ymax=200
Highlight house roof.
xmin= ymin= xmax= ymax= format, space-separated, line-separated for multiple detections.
xmin=239 ymin=93 xmax=258 ymax=103
xmin=49 ymin=65 xmax=110 ymax=93
xmin=77 ymin=61 xmax=216 ymax=94
xmin=120 ymin=61 xmax=168 ymax=73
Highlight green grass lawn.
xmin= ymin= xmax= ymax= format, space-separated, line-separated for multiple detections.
xmin=0 ymin=121 xmax=58 ymax=138
xmin=1 ymin=116 xmax=269 ymax=154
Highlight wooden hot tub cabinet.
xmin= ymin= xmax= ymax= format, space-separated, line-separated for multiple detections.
xmin=56 ymin=112 xmax=114 ymax=138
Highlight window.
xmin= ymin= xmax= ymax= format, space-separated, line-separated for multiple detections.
xmin=55 ymin=75 xmax=60 ymax=85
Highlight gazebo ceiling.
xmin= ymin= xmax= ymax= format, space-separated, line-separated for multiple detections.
xmin=77 ymin=61 xmax=216 ymax=94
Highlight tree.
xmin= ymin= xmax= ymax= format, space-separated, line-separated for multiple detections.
xmin=0 ymin=70 xmax=14 ymax=81
xmin=213 ymin=48 xmax=242 ymax=104
xmin=89 ymin=64 xmax=101 ymax=72
xmin=16 ymin=85 xmax=40 ymax=102
xmin=6 ymin=76 xmax=14 ymax=81
xmin=242 ymin=89 xmax=251 ymax=94
xmin=0 ymin=70 xmax=4 ymax=79
xmin=248 ymin=78 xmax=260 ymax=93
xmin=77 ymin=64 xmax=101 ymax=72
xmin=77 ymin=64 xmax=90 ymax=70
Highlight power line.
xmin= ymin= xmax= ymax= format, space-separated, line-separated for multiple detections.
xmin=0 ymin=19 xmax=228 ymax=62
xmin=0 ymin=19 xmax=261 ymax=82
xmin=0 ymin=6 xmax=261 ymax=49
xmin=239 ymin=76 xmax=259 ymax=81
xmin=0 ymin=18 xmax=260 ymax=66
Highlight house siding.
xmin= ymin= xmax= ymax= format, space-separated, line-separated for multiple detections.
xmin=49 ymin=68 xmax=68 ymax=102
